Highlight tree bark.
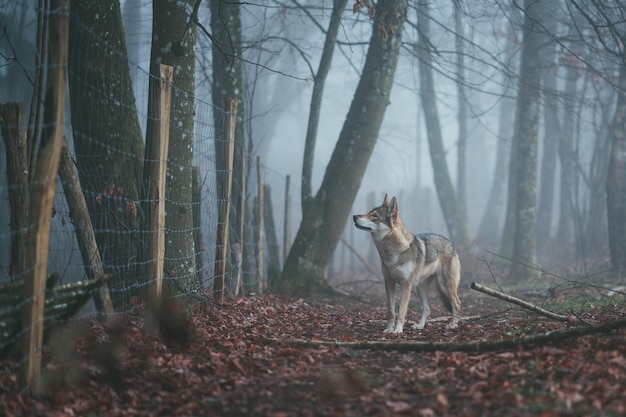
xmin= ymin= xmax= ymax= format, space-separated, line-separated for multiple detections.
xmin=147 ymin=0 xmax=198 ymax=298
xmin=416 ymin=1 xmax=469 ymax=250
xmin=68 ymin=0 xmax=145 ymax=310
xmin=508 ymin=0 xmax=543 ymax=279
xmin=0 ymin=102 xmax=29 ymax=280
xmin=606 ymin=62 xmax=626 ymax=271
xmin=276 ymin=0 xmax=409 ymax=296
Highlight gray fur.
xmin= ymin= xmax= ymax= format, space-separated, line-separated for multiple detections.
xmin=353 ymin=195 xmax=461 ymax=333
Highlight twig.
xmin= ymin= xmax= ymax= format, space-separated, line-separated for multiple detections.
xmin=339 ymin=236 xmax=381 ymax=279
xmin=471 ymin=282 xmax=570 ymax=322
xmin=266 ymin=318 xmax=626 ymax=353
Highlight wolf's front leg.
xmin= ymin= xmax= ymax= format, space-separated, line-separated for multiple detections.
xmin=394 ymin=282 xmax=413 ymax=334
xmin=383 ymin=277 xmax=396 ymax=333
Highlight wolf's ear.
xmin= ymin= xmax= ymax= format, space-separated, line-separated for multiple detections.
xmin=383 ymin=193 xmax=389 ymax=207
xmin=389 ymin=196 xmax=398 ymax=223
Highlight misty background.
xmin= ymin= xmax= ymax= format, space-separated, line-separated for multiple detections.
xmin=1 ymin=0 xmax=623 ymax=293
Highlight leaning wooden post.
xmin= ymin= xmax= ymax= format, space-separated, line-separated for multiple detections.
xmin=20 ymin=0 xmax=69 ymax=394
xmin=58 ymin=136 xmax=114 ymax=318
xmin=283 ymin=175 xmax=291 ymax=263
xmin=145 ymin=64 xmax=173 ymax=334
xmin=255 ymin=156 xmax=265 ymax=294
xmin=213 ymin=99 xmax=237 ymax=303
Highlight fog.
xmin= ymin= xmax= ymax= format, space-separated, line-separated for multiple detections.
xmin=0 ymin=0 xmax=621 ymax=282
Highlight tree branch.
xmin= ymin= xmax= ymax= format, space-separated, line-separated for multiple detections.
xmin=471 ymin=282 xmax=570 ymax=321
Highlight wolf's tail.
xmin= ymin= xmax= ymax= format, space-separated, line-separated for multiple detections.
xmin=436 ymin=255 xmax=461 ymax=314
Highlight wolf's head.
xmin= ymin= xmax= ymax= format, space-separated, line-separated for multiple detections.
xmin=352 ymin=194 xmax=400 ymax=236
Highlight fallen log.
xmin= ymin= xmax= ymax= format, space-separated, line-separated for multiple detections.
xmin=267 ymin=318 xmax=626 ymax=353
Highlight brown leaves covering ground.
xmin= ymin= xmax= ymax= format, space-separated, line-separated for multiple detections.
xmin=1 ymin=284 xmax=625 ymax=417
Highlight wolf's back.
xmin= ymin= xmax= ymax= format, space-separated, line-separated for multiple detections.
xmin=417 ymin=233 xmax=457 ymax=262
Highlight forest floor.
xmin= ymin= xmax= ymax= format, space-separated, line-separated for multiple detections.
xmin=1 ymin=261 xmax=626 ymax=416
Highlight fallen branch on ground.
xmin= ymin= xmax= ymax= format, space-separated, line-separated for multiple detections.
xmin=267 ymin=318 xmax=626 ymax=353
xmin=471 ymin=282 xmax=570 ymax=321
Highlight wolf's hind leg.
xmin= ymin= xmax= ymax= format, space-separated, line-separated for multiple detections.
xmin=411 ymin=279 xmax=431 ymax=330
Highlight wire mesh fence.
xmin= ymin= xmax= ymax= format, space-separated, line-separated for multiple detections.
xmin=0 ymin=4 xmax=301 ymax=380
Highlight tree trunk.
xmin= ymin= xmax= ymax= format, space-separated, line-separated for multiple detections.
xmin=477 ymin=93 xmax=513 ymax=246
xmin=276 ymin=0 xmax=409 ymax=296
xmin=557 ymin=54 xmax=578 ymax=249
xmin=606 ymin=62 xmax=626 ymax=271
xmin=210 ymin=0 xmax=246 ymax=295
xmin=68 ymin=0 xmax=144 ymax=310
xmin=301 ymin=0 xmax=349 ymax=205
xmin=263 ymin=185 xmax=281 ymax=288
xmin=583 ymin=113 xmax=611 ymax=255
xmin=416 ymin=1 xmax=469 ymax=250
xmin=147 ymin=0 xmax=198 ymax=298
xmin=453 ymin=0 xmax=467 ymax=219
xmin=536 ymin=6 xmax=560 ymax=253
xmin=0 ymin=102 xmax=29 ymax=280
xmin=509 ymin=0 xmax=543 ymax=279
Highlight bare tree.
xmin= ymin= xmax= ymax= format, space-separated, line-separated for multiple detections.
xmin=277 ymin=0 xmax=409 ymax=296
xmin=301 ymin=0 xmax=350 ymax=207
xmin=536 ymin=2 xmax=561 ymax=253
xmin=565 ymin=0 xmax=626 ymax=270
xmin=508 ymin=0 xmax=544 ymax=278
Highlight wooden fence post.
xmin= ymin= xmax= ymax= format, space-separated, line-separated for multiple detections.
xmin=283 ymin=175 xmax=291 ymax=264
xmin=255 ymin=156 xmax=265 ymax=294
xmin=145 ymin=64 xmax=173 ymax=334
xmin=20 ymin=0 xmax=69 ymax=394
xmin=234 ymin=147 xmax=246 ymax=295
xmin=213 ymin=98 xmax=237 ymax=303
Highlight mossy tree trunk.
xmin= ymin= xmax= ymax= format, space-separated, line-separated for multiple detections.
xmin=68 ymin=0 xmax=144 ymax=310
xmin=146 ymin=0 xmax=198 ymax=297
xmin=210 ymin=0 xmax=246 ymax=294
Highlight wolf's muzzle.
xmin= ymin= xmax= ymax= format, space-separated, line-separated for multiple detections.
xmin=353 ymin=215 xmax=371 ymax=231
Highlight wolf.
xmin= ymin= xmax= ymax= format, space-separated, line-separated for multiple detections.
xmin=353 ymin=195 xmax=461 ymax=333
